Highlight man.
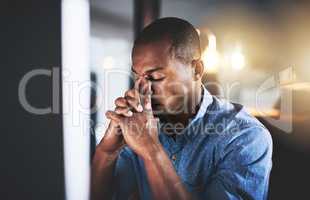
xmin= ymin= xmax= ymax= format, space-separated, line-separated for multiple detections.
xmin=91 ymin=17 xmax=272 ymax=200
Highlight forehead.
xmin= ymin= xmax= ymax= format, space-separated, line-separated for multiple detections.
xmin=132 ymin=39 xmax=172 ymax=74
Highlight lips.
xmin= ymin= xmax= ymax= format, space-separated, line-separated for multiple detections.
xmin=152 ymin=103 xmax=161 ymax=108
xmin=151 ymin=97 xmax=160 ymax=104
xmin=151 ymin=101 xmax=162 ymax=108
xmin=151 ymin=103 xmax=163 ymax=115
xmin=151 ymin=99 xmax=162 ymax=109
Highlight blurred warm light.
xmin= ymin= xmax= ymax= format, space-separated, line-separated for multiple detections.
xmin=201 ymin=33 xmax=219 ymax=73
xmin=208 ymin=34 xmax=217 ymax=50
xmin=102 ymin=56 xmax=115 ymax=69
xmin=196 ymin=28 xmax=201 ymax=36
xmin=247 ymin=107 xmax=280 ymax=118
xmin=282 ymin=82 xmax=310 ymax=91
xmin=279 ymin=67 xmax=296 ymax=85
xmin=231 ymin=45 xmax=245 ymax=70
xmin=248 ymin=107 xmax=309 ymax=123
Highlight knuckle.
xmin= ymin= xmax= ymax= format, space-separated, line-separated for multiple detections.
xmin=115 ymin=97 xmax=125 ymax=104
xmin=124 ymin=90 xmax=132 ymax=97
xmin=127 ymin=97 xmax=136 ymax=105
xmin=125 ymin=89 xmax=136 ymax=97
xmin=115 ymin=107 xmax=125 ymax=113
xmin=116 ymin=108 xmax=131 ymax=117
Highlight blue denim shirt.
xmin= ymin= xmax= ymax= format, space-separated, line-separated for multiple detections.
xmin=113 ymin=88 xmax=273 ymax=200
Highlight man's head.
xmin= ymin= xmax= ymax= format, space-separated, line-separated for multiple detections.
xmin=132 ymin=17 xmax=204 ymax=117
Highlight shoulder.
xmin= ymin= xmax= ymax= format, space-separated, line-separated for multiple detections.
xmin=201 ymin=96 xmax=273 ymax=163
xmin=204 ymin=96 xmax=270 ymax=135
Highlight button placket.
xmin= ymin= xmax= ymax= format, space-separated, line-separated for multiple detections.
xmin=171 ymin=154 xmax=177 ymax=161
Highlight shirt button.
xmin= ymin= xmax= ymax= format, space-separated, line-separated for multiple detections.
xmin=172 ymin=154 xmax=177 ymax=161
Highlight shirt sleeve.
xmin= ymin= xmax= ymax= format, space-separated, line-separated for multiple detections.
xmin=113 ymin=147 xmax=138 ymax=200
xmin=204 ymin=125 xmax=273 ymax=200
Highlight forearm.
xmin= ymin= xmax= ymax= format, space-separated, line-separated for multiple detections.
xmin=142 ymin=145 xmax=193 ymax=200
xmin=91 ymin=148 xmax=119 ymax=200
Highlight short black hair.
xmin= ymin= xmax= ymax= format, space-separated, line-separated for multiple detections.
xmin=133 ymin=17 xmax=201 ymax=64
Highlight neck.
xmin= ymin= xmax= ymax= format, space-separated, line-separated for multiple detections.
xmin=159 ymin=84 xmax=203 ymax=134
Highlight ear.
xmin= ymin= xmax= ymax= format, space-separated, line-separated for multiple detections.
xmin=191 ymin=59 xmax=204 ymax=81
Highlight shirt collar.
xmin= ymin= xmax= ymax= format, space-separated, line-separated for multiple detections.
xmin=179 ymin=85 xmax=213 ymax=142
xmin=190 ymin=85 xmax=213 ymax=124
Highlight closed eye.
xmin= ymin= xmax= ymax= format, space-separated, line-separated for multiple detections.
xmin=147 ymin=71 xmax=166 ymax=82
xmin=146 ymin=76 xmax=165 ymax=82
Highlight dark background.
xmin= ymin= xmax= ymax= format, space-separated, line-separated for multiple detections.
xmin=1 ymin=0 xmax=64 ymax=200
xmin=1 ymin=0 xmax=309 ymax=200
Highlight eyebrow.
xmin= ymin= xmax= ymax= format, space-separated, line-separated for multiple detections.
xmin=131 ymin=66 xmax=164 ymax=75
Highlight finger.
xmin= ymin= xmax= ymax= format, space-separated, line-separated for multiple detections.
xmin=139 ymin=78 xmax=146 ymax=104
xmin=124 ymin=89 xmax=137 ymax=99
xmin=115 ymin=106 xmax=133 ymax=117
xmin=105 ymin=120 xmax=122 ymax=137
xmin=136 ymin=78 xmax=147 ymax=104
xmin=134 ymin=77 xmax=142 ymax=91
xmin=126 ymin=96 xmax=143 ymax=112
xmin=125 ymin=88 xmax=142 ymax=111
xmin=105 ymin=111 xmax=123 ymax=123
xmin=109 ymin=120 xmax=122 ymax=136
xmin=142 ymin=80 xmax=153 ymax=112
xmin=114 ymin=97 xmax=128 ymax=108
xmin=132 ymin=77 xmax=142 ymax=103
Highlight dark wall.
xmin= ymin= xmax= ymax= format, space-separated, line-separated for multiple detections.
xmin=259 ymin=118 xmax=310 ymax=200
xmin=1 ymin=0 xmax=64 ymax=200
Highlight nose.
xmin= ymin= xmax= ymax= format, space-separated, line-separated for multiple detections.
xmin=134 ymin=76 xmax=145 ymax=90
xmin=135 ymin=76 xmax=153 ymax=94
xmin=134 ymin=74 xmax=147 ymax=83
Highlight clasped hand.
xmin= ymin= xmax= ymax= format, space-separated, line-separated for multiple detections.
xmin=105 ymin=79 xmax=160 ymax=159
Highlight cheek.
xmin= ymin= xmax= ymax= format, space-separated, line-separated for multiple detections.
xmin=166 ymin=66 xmax=193 ymax=95
xmin=150 ymin=82 xmax=168 ymax=105
xmin=150 ymin=81 xmax=174 ymax=103
xmin=151 ymin=82 xmax=165 ymax=96
xmin=167 ymin=79 xmax=190 ymax=96
xmin=151 ymin=69 xmax=192 ymax=103
xmin=162 ymin=80 xmax=190 ymax=106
